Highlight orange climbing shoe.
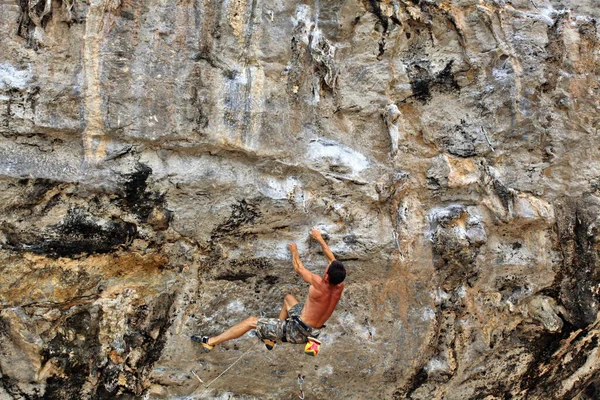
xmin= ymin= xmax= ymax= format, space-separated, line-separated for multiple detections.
xmin=263 ymin=339 xmax=276 ymax=350
xmin=191 ymin=335 xmax=214 ymax=353
xmin=304 ymin=337 xmax=321 ymax=356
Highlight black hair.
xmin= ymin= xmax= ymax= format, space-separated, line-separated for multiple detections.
xmin=327 ymin=260 xmax=346 ymax=285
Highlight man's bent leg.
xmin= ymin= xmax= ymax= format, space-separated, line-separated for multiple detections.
xmin=278 ymin=294 xmax=299 ymax=320
xmin=208 ymin=317 xmax=258 ymax=346
xmin=256 ymin=317 xmax=286 ymax=350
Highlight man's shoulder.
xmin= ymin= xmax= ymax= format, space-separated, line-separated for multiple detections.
xmin=310 ymin=274 xmax=326 ymax=286
xmin=308 ymin=277 xmax=328 ymax=294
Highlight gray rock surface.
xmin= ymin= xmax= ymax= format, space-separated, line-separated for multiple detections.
xmin=1 ymin=0 xmax=600 ymax=399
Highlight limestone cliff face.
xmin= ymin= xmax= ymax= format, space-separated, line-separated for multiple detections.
xmin=1 ymin=0 xmax=599 ymax=399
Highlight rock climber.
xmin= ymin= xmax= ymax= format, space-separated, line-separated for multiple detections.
xmin=191 ymin=227 xmax=346 ymax=352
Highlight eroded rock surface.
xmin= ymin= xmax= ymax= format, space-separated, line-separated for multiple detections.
xmin=1 ymin=0 xmax=600 ymax=399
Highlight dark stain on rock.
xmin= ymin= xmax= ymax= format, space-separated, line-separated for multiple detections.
xmin=262 ymin=275 xmax=279 ymax=285
xmin=215 ymin=257 xmax=277 ymax=283
xmin=17 ymin=0 xmax=52 ymax=50
xmin=409 ymin=60 xmax=460 ymax=103
xmin=555 ymin=196 xmax=600 ymax=329
xmin=0 ymin=375 xmax=25 ymax=399
xmin=14 ymin=178 xmax=58 ymax=208
xmin=120 ymin=10 xmax=134 ymax=20
xmin=4 ymin=86 xmax=40 ymax=131
xmin=123 ymin=164 xmax=151 ymax=203
xmin=408 ymin=62 xmax=433 ymax=102
xmin=519 ymin=328 xmax=567 ymax=389
xmin=402 ymin=366 xmax=428 ymax=398
xmin=429 ymin=206 xmax=485 ymax=289
xmin=1 ymin=178 xmax=53 ymax=214
xmin=364 ymin=0 xmax=389 ymax=34
xmin=492 ymin=179 xmax=513 ymax=213
xmin=120 ymin=164 xmax=171 ymax=229
xmin=440 ymin=119 xmax=489 ymax=158
xmin=436 ymin=59 xmax=459 ymax=89
xmin=47 ymin=209 xmax=136 ymax=257
xmin=390 ymin=14 xmax=402 ymax=27
xmin=114 ymin=293 xmax=175 ymax=397
xmin=41 ymin=309 xmax=101 ymax=399
xmin=215 ymin=257 xmax=273 ymax=282
xmin=580 ymin=379 xmax=600 ymax=400
xmin=362 ymin=0 xmax=398 ymax=60
xmin=211 ymin=199 xmax=262 ymax=240
xmin=214 ymin=256 xmax=277 ymax=283
xmin=2 ymin=208 xmax=136 ymax=258
xmin=189 ymin=85 xmax=210 ymax=130
xmin=411 ymin=78 xmax=431 ymax=102
xmin=122 ymin=163 xmax=153 ymax=218
xmin=343 ymin=234 xmax=358 ymax=245
xmin=566 ymin=207 xmax=600 ymax=326
xmin=216 ymin=271 xmax=256 ymax=282
xmin=518 ymin=319 xmax=594 ymax=398
xmin=230 ymin=257 xmax=272 ymax=270
xmin=378 ymin=37 xmax=386 ymax=59
xmin=541 ymin=13 xmax=570 ymax=94
xmin=91 ymin=293 xmax=175 ymax=398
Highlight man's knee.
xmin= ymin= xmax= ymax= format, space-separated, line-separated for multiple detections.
xmin=284 ymin=294 xmax=298 ymax=304
xmin=244 ymin=317 xmax=258 ymax=328
xmin=283 ymin=294 xmax=299 ymax=312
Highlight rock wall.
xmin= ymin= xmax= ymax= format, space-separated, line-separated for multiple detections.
xmin=1 ymin=0 xmax=599 ymax=399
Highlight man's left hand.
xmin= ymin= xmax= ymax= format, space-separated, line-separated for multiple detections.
xmin=288 ymin=242 xmax=298 ymax=253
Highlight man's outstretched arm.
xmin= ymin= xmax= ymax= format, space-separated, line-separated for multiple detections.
xmin=288 ymin=243 xmax=316 ymax=284
xmin=310 ymin=227 xmax=336 ymax=263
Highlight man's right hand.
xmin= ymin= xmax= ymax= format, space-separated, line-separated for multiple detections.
xmin=310 ymin=227 xmax=336 ymax=263
xmin=288 ymin=242 xmax=298 ymax=253
xmin=309 ymin=227 xmax=323 ymax=241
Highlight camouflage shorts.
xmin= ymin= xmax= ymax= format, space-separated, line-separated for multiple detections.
xmin=256 ymin=303 xmax=321 ymax=344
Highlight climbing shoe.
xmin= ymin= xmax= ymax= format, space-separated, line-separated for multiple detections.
xmin=262 ymin=339 xmax=276 ymax=350
xmin=191 ymin=335 xmax=213 ymax=353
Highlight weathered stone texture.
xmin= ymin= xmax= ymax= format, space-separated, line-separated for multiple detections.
xmin=1 ymin=0 xmax=600 ymax=399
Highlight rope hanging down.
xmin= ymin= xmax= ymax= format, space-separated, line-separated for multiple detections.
xmin=195 ymin=341 xmax=260 ymax=396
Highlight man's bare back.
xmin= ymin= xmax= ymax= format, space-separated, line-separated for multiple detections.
xmin=301 ymin=276 xmax=344 ymax=328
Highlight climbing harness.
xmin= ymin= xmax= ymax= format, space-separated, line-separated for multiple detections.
xmin=304 ymin=337 xmax=322 ymax=356
xmin=297 ymin=374 xmax=305 ymax=399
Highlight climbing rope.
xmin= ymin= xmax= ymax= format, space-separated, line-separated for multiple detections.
xmin=196 ymin=341 xmax=260 ymax=396
xmin=194 ymin=343 xmax=308 ymax=398
xmin=191 ymin=370 xmax=204 ymax=383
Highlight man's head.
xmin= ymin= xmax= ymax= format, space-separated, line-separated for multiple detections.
xmin=325 ymin=260 xmax=346 ymax=285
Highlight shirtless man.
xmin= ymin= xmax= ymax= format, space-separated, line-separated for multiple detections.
xmin=191 ymin=228 xmax=346 ymax=351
